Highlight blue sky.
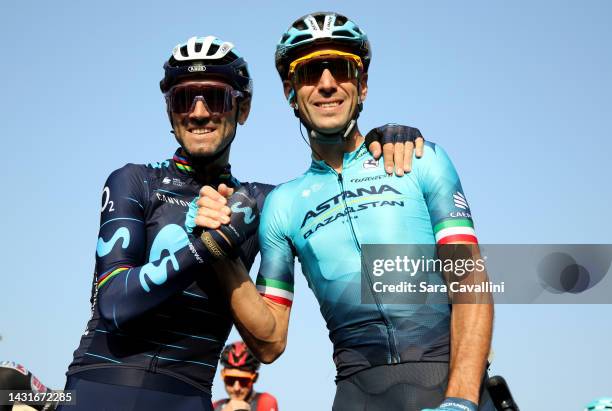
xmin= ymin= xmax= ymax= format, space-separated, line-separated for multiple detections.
xmin=0 ymin=1 xmax=611 ymax=409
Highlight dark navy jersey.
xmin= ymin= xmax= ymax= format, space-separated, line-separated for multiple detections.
xmin=68 ymin=149 xmax=274 ymax=394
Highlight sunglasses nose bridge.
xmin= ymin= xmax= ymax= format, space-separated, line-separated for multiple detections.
xmin=317 ymin=68 xmax=339 ymax=89
xmin=188 ymin=96 xmax=212 ymax=117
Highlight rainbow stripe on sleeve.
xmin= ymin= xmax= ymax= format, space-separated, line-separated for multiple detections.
xmin=433 ymin=218 xmax=478 ymax=244
xmin=97 ymin=266 xmax=132 ymax=288
xmin=256 ymin=277 xmax=294 ymax=307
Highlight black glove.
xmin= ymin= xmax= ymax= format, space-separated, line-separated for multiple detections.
xmin=364 ymin=123 xmax=423 ymax=147
xmin=201 ymin=186 xmax=259 ymax=258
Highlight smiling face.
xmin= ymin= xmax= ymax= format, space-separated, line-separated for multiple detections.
xmin=284 ymin=51 xmax=368 ymax=134
xmin=169 ymin=80 xmax=250 ymax=160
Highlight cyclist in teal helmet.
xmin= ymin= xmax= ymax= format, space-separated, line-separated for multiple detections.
xmin=275 ymin=11 xmax=371 ymax=141
xmin=197 ymin=11 xmax=495 ymax=411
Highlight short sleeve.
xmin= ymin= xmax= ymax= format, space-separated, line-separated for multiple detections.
xmin=417 ymin=142 xmax=478 ymax=244
xmin=255 ymin=188 xmax=296 ymax=307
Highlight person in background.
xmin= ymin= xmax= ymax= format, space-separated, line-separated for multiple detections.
xmin=213 ymin=342 xmax=278 ymax=411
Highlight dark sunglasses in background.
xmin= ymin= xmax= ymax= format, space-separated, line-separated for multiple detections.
xmin=223 ymin=376 xmax=254 ymax=387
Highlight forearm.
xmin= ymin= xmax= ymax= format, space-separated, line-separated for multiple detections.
xmin=213 ymin=258 xmax=289 ymax=362
xmin=97 ymin=236 xmax=210 ymax=328
xmin=446 ymin=302 xmax=493 ymax=403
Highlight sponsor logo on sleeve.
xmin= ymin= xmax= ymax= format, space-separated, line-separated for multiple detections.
xmin=453 ymin=192 xmax=469 ymax=210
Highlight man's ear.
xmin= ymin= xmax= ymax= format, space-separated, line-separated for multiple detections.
xmin=359 ymin=73 xmax=368 ymax=103
xmin=283 ymin=80 xmax=295 ymax=107
xmin=237 ymin=97 xmax=251 ymax=125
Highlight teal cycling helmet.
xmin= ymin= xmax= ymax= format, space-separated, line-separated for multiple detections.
xmin=275 ymin=11 xmax=371 ymax=81
xmin=585 ymin=398 xmax=612 ymax=410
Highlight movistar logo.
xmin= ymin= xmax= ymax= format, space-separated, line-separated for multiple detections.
xmin=188 ymin=65 xmax=206 ymax=72
xmin=231 ymin=202 xmax=255 ymax=224
xmin=96 ymin=227 xmax=130 ymax=257
xmin=140 ymin=224 xmax=189 ymax=292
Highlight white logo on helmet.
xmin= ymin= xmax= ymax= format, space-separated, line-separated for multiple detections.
xmin=188 ymin=65 xmax=206 ymax=72
xmin=304 ymin=14 xmax=337 ymax=39
xmin=323 ymin=14 xmax=334 ymax=31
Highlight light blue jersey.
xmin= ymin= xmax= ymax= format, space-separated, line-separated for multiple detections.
xmin=256 ymin=141 xmax=477 ymax=378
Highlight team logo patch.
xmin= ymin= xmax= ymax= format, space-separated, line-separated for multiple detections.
xmin=172 ymin=178 xmax=185 ymax=187
xmin=363 ymin=159 xmax=379 ymax=169
xmin=453 ymin=192 xmax=469 ymax=210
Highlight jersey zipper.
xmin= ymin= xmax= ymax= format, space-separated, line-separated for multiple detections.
xmin=336 ymin=172 xmax=401 ymax=364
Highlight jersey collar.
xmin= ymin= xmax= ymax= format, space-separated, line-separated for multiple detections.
xmin=309 ymin=142 xmax=369 ymax=173
xmin=172 ymin=149 xmax=239 ymax=187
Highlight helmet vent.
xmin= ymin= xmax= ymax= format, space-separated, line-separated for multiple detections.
xmin=291 ymin=34 xmax=312 ymax=44
xmin=281 ymin=33 xmax=290 ymax=43
xmin=314 ymin=14 xmax=326 ymax=29
xmin=335 ymin=15 xmax=347 ymax=26
xmin=207 ymin=43 xmax=220 ymax=56
xmin=332 ymin=30 xmax=353 ymax=38
xmin=294 ymin=21 xmax=307 ymax=30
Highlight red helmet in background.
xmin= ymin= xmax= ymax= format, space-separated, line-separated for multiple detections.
xmin=220 ymin=341 xmax=261 ymax=372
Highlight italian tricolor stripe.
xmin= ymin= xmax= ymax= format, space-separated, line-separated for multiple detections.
xmin=256 ymin=277 xmax=294 ymax=307
xmin=434 ymin=219 xmax=478 ymax=244
xmin=98 ymin=266 xmax=131 ymax=288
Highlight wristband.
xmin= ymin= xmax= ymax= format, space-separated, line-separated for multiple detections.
xmin=438 ymin=397 xmax=477 ymax=411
